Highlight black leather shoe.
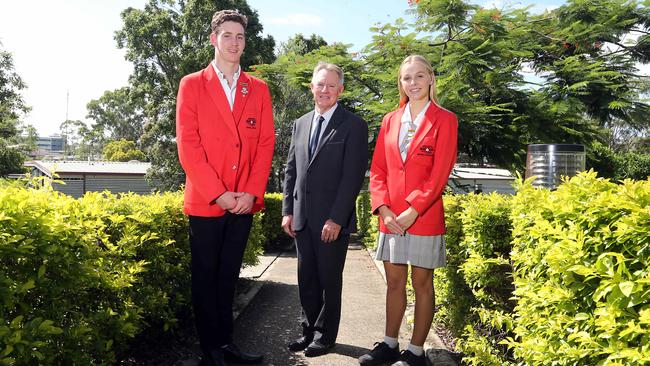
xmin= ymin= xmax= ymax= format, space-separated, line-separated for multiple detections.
xmin=288 ymin=333 xmax=314 ymax=352
xmin=304 ymin=339 xmax=334 ymax=357
xmin=391 ymin=350 xmax=426 ymax=366
xmin=221 ymin=343 xmax=264 ymax=364
xmin=200 ymin=348 xmax=226 ymax=366
xmin=359 ymin=342 xmax=400 ymax=366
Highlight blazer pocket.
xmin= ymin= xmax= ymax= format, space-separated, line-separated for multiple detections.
xmin=241 ymin=123 xmax=260 ymax=138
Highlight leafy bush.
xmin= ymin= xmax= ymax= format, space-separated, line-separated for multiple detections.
xmin=588 ymin=142 xmax=650 ymax=181
xmin=260 ymin=192 xmax=285 ymax=249
xmin=509 ymin=172 xmax=650 ymax=365
xmin=436 ymin=194 xmax=472 ymax=335
xmin=356 ymin=191 xmax=372 ymax=238
xmin=436 ymin=193 xmax=515 ymax=365
xmin=0 ymin=179 xmax=267 ymax=364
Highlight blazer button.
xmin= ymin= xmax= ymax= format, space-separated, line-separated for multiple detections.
xmin=232 ymin=165 xmax=237 ymax=170
xmin=235 ymin=143 xmax=239 ymax=148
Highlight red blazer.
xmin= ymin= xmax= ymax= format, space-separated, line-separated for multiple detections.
xmin=176 ymin=64 xmax=275 ymax=217
xmin=369 ymin=103 xmax=457 ymax=235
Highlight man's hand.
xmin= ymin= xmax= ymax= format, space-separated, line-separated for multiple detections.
xmin=378 ymin=205 xmax=404 ymax=235
xmin=321 ymin=219 xmax=342 ymax=243
xmin=215 ymin=191 xmax=241 ymax=211
xmin=396 ymin=206 xmax=419 ymax=232
xmin=230 ymin=192 xmax=255 ymax=214
xmin=281 ymin=215 xmax=296 ymax=238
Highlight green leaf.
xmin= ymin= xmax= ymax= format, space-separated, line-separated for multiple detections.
xmin=618 ymin=281 xmax=634 ymax=297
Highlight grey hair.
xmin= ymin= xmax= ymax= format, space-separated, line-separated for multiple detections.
xmin=312 ymin=61 xmax=344 ymax=84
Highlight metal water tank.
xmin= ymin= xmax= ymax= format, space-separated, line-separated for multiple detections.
xmin=525 ymin=144 xmax=586 ymax=189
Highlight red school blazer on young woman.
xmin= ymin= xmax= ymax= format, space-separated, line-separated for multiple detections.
xmin=369 ymin=103 xmax=458 ymax=236
xmin=176 ymin=64 xmax=275 ymax=217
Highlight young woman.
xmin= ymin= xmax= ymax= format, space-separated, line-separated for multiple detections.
xmin=359 ymin=55 xmax=458 ymax=366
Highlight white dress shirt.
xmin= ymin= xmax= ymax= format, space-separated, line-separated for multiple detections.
xmin=310 ymin=103 xmax=339 ymax=143
xmin=212 ymin=61 xmax=241 ymax=111
xmin=399 ymin=101 xmax=430 ymax=160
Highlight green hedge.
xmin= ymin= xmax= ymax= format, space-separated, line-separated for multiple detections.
xmin=509 ymin=172 xmax=650 ymax=365
xmin=260 ymin=192 xmax=284 ymax=250
xmin=356 ymin=191 xmax=379 ymax=248
xmin=0 ymin=179 xmax=268 ymax=364
xmin=435 ymin=172 xmax=650 ymax=365
xmin=437 ymin=193 xmax=516 ymax=365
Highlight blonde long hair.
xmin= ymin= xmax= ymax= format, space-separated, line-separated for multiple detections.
xmin=398 ymin=55 xmax=437 ymax=107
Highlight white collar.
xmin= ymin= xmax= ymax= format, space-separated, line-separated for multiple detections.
xmin=212 ymin=61 xmax=241 ymax=83
xmin=314 ymin=103 xmax=338 ymax=122
xmin=401 ymin=101 xmax=431 ymax=125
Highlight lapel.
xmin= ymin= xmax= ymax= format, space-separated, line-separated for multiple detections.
xmin=310 ymin=105 xmax=344 ymax=163
xmin=405 ymin=103 xmax=439 ymax=163
xmin=232 ymin=71 xmax=252 ymax=125
xmin=203 ymin=64 xmax=237 ymax=137
xmin=300 ymin=111 xmax=315 ymax=164
xmin=388 ymin=107 xmax=405 ymax=165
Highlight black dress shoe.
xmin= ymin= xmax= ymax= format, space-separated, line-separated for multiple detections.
xmin=221 ymin=343 xmax=264 ymax=364
xmin=200 ymin=348 xmax=226 ymax=366
xmin=304 ymin=339 xmax=334 ymax=357
xmin=288 ymin=333 xmax=314 ymax=352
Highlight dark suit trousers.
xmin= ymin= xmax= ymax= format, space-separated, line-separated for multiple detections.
xmin=189 ymin=214 xmax=253 ymax=352
xmin=295 ymin=223 xmax=349 ymax=344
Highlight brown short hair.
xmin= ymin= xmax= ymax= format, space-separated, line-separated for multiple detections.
xmin=211 ymin=9 xmax=248 ymax=34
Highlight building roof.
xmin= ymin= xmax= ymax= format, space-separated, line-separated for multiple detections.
xmin=450 ymin=167 xmax=515 ymax=180
xmin=25 ymin=160 xmax=151 ymax=176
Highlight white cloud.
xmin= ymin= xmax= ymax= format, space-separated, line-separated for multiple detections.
xmin=267 ymin=13 xmax=323 ymax=27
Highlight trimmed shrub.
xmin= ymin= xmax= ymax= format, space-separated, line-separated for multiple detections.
xmin=0 ymin=179 xmax=266 ymax=364
xmin=356 ymin=191 xmax=372 ymax=239
xmin=260 ymin=192 xmax=284 ymax=249
xmin=436 ymin=194 xmax=475 ymax=336
xmin=436 ymin=193 xmax=515 ymax=365
xmin=509 ymin=172 xmax=650 ymax=365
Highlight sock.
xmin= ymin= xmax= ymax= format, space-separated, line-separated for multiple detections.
xmin=383 ymin=336 xmax=398 ymax=349
xmin=407 ymin=343 xmax=424 ymax=356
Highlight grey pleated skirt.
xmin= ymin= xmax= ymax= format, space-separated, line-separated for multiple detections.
xmin=375 ymin=232 xmax=446 ymax=269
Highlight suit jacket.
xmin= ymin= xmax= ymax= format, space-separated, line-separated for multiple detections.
xmin=369 ymin=103 xmax=457 ymax=236
xmin=282 ymin=105 xmax=368 ymax=233
xmin=176 ymin=64 xmax=275 ymax=217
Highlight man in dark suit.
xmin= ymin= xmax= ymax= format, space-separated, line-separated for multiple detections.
xmin=281 ymin=62 xmax=369 ymax=357
xmin=176 ymin=9 xmax=274 ymax=366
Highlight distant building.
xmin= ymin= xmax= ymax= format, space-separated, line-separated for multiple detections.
xmin=448 ymin=166 xmax=516 ymax=194
xmin=25 ymin=160 xmax=155 ymax=198
xmin=360 ymin=165 xmax=517 ymax=195
xmin=35 ymin=135 xmax=65 ymax=157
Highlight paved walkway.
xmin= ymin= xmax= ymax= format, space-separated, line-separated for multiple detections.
xmin=225 ymin=245 xmax=459 ymax=366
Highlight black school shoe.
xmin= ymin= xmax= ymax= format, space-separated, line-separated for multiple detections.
xmin=358 ymin=342 xmax=400 ymax=366
xmin=304 ymin=339 xmax=335 ymax=357
xmin=391 ymin=349 xmax=426 ymax=366
xmin=288 ymin=333 xmax=314 ymax=352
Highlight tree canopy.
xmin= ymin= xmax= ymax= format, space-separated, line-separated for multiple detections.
xmin=102 ymin=139 xmax=146 ymax=162
xmin=91 ymin=0 xmax=275 ymax=189
xmin=93 ymin=0 xmax=649 ymax=188
xmin=0 ymin=45 xmax=31 ymax=176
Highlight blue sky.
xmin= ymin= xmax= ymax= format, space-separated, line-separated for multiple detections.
xmin=1 ymin=0 xmax=564 ymax=135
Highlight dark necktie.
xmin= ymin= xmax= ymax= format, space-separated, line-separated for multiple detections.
xmin=309 ymin=115 xmax=325 ymax=158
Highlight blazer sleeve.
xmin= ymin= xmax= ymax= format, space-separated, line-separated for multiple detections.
xmin=242 ymin=84 xmax=275 ymax=201
xmin=176 ymin=75 xmax=227 ymax=204
xmin=369 ymin=114 xmax=391 ymax=214
xmin=405 ymin=113 xmax=458 ymax=214
xmin=282 ymin=119 xmax=298 ymax=216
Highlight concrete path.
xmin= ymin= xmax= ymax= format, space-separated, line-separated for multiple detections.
xmin=229 ymin=246 xmax=458 ymax=366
